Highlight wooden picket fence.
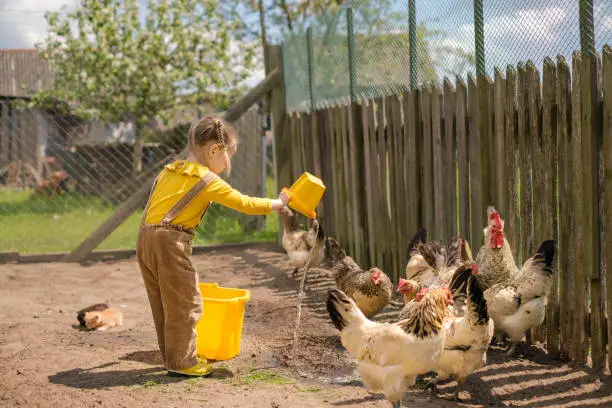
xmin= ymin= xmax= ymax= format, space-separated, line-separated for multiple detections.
xmin=282 ymin=47 xmax=612 ymax=371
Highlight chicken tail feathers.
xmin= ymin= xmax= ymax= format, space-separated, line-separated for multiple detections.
xmin=446 ymin=235 xmax=462 ymax=268
xmin=534 ymin=240 xmax=556 ymax=276
xmin=407 ymin=228 xmax=427 ymax=259
xmin=467 ymin=275 xmax=489 ymax=324
xmin=327 ymin=289 xmax=359 ymax=331
xmin=448 ymin=263 xmax=474 ymax=297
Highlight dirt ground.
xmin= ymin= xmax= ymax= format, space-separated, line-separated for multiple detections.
xmin=0 ymin=245 xmax=611 ymax=408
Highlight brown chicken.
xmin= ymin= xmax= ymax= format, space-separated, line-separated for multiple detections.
xmin=475 ymin=207 xmax=518 ymax=290
xmin=326 ymin=237 xmax=393 ymax=318
xmin=280 ymin=209 xmax=325 ymax=278
xmin=327 ymin=287 xmax=453 ymax=408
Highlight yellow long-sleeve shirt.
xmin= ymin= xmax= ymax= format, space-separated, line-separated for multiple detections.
xmin=144 ymin=160 xmax=272 ymax=229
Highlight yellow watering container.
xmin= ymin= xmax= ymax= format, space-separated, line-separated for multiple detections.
xmin=195 ymin=283 xmax=251 ymax=361
xmin=282 ymin=172 xmax=326 ymax=219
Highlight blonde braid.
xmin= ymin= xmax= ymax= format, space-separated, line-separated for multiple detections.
xmin=215 ymin=119 xmax=232 ymax=176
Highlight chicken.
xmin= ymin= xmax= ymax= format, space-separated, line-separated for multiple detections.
xmin=326 ymin=237 xmax=393 ymax=318
xmin=280 ymin=209 xmax=325 ymax=278
xmin=396 ymin=278 xmax=421 ymax=320
xmin=327 ymin=287 xmax=453 ymax=408
xmin=484 ymin=240 xmax=556 ymax=355
xmin=475 ymin=207 xmax=518 ymax=290
xmin=431 ymin=264 xmax=494 ymax=401
xmin=405 ymin=228 xmax=467 ymax=288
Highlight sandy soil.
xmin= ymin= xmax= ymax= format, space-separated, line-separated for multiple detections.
xmin=0 ymin=246 xmax=611 ymax=408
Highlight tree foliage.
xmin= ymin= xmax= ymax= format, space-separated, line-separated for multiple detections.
xmin=31 ymin=0 xmax=256 ymax=170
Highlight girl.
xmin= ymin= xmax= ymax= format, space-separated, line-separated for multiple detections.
xmin=137 ymin=116 xmax=289 ymax=377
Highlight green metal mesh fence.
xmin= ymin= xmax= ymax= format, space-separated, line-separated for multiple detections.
xmin=283 ymin=0 xmax=612 ymax=112
xmin=595 ymin=0 xmax=612 ymax=52
xmin=484 ymin=1 xmax=580 ymax=74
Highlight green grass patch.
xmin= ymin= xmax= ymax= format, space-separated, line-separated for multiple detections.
xmin=297 ymin=387 xmax=321 ymax=392
xmin=141 ymin=380 xmax=162 ymax=388
xmin=0 ymin=177 xmax=279 ymax=253
xmin=237 ymin=369 xmax=295 ymax=386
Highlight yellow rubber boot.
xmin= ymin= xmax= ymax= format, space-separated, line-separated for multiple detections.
xmin=168 ymin=361 xmax=213 ymax=377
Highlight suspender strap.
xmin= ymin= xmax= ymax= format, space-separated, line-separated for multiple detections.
xmin=140 ymin=174 xmax=162 ymax=224
xmin=161 ymin=171 xmax=218 ymax=224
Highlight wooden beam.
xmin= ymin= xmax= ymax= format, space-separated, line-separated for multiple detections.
xmin=224 ymin=68 xmax=280 ymax=122
xmin=62 ymin=70 xmax=282 ymax=263
xmin=267 ymin=45 xmax=289 ymax=244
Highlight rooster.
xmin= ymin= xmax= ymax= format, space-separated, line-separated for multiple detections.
xmin=474 ymin=207 xmax=518 ymax=290
xmin=484 ymin=240 xmax=556 ymax=355
xmin=326 ymin=237 xmax=393 ymax=318
xmin=327 ymin=287 xmax=453 ymax=408
xmin=431 ymin=264 xmax=494 ymax=400
xmin=280 ymin=209 xmax=325 ymax=278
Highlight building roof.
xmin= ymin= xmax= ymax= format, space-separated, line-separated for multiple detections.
xmin=0 ymin=49 xmax=54 ymax=98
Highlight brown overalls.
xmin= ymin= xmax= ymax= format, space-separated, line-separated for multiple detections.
xmin=136 ymin=171 xmax=218 ymax=370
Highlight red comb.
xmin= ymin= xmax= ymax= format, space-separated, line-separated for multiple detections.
xmin=472 ymin=264 xmax=478 ymax=274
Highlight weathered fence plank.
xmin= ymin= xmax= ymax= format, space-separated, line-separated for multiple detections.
xmin=505 ymin=66 xmax=519 ymax=261
xmin=443 ymin=79 xmax=457 ymax=238
xmin=602 ymin=45 xmax=612 ymax=371
xmin=468 ymin=75 xmax=482 ymax=247
xmin=571 ymin=52 xmax=587 ymax=363
xmin=542 ymin=57 xmax=559 ymax=353
xmin=493 ymin=69 xmax=506 ymax=220
xmin=432 ymin=84 xmax=444 ymax=241
xmin=582 ymin=52 xmax=605 ymax=372
xmin=456 ymin=78 xmax=470 ymax=241
xmin=556 ymin=55 xmax=574 ymax=360
xmin=391 ymin=95 xmax=405 ymax=278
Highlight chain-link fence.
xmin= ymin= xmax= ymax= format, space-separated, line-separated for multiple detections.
xmin=0 ymin=50 xmax=275 ymax=254
xmin=283 ymin=0 xmax=612 ymax=112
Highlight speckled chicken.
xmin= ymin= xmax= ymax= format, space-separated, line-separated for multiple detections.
xmin=475 ymin=207 xmax=518 ymax=290
xmin=326 ymin=237 xmax=393 ymax=318
xmin=280 ymin=209 xmax=325 ymax=278
xmin=484 ymin=240 xmax=556 ymax=355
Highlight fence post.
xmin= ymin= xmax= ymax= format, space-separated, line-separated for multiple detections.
xmin=473 ymin=0 xmax=485 ymax=77
xmin=408 ymin=0 xmax=417 ymax=90
xmin=268 ymin=45 xmax=290 ymax=243
xmin=347 ymin=7 xmax=356 ymax=103
xmin=306 ymin=26 xmax=315 ymax=111
xmin=579 ymin=0 xmax=595 ymax=56
xmin=473 ymin=0 xmax=490 ymax=238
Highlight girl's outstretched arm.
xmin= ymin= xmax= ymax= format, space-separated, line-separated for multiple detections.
xmin=206 ymin=178 xmax=289 ymax=215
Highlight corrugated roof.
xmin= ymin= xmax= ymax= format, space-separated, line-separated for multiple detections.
xmin=0 ymin=49 xmax=54 ymax=98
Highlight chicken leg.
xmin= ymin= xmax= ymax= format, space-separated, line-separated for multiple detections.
xmin=292 ymin=267 xmax=299 ymax=278
xmin=505 ymin=341 xmax=517 ymax=356
xmin=453 ymin=378 xmax=466 ymax=402
xmin=425 ymin=374 xmax=439 ymax=394
xmin=391 ymin=401 xmax=401 ymax=408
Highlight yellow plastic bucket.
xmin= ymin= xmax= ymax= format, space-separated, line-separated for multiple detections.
xmin=195 ymin=283 xmax=251 ymax=361
xmin=282 ymin=172 xmax=326 ymax=219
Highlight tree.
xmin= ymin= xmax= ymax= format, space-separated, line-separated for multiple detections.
xmin=32 ymin=0 xmax=256 ymax=174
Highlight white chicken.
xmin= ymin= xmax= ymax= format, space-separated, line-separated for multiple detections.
xmin=327 ymin=287 xmax=453 ymax=408
xmin=484 ymin=240 xmax=556 ymax=355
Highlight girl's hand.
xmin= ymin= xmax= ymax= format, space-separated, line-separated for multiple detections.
xmin=278 ymin=191 xmax=290 ymax=206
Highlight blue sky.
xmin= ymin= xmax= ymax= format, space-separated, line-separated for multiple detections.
xmin=1 ymin=0 xmax=611 ymax=83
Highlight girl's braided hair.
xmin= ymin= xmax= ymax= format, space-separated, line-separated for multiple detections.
xmin=188 ymin=116 xmax=237 ymax=175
